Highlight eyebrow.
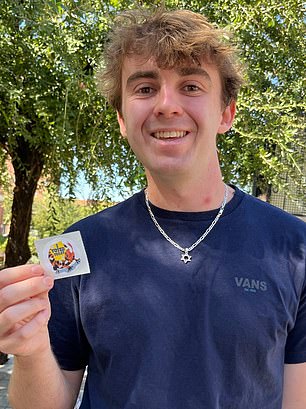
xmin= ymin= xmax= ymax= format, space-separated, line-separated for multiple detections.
xmin=176 ymin=66 xmax=212 ymax=83
xmin=126 ymin=71 xmax=159 ymax=87
xmin=125 ymin=66 xmax=212 ymax=87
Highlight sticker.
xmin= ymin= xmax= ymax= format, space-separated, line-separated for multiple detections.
xmin=35 ymin=231 xmax=90 ymax=279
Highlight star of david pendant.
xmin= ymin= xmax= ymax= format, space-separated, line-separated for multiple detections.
xmin=181 ymin=249 xmax=192 ymax=264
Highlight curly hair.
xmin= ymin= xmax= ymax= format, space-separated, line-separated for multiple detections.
xmin=97 ymin=8 xmax=244 ymax=112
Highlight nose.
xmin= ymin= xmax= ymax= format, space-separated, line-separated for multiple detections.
xmin=153 ymin=85 xmax=183 ymax=118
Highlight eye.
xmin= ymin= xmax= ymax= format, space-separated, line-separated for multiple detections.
xmin=135 ymin=86 xmax=154 ymax=95
xmin=183 ymin=84 xmax=201 ymax=92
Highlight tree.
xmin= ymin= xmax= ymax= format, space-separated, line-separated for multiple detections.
xmin=0 ymin=0 xmax=305 ymax=267
xmin=168 ymin=0 xmax=305 ymax=197
xmin=216 ymin=0 xmax=305 ymax=199
xmin=0 ymin=0 xmax=138 ymax=267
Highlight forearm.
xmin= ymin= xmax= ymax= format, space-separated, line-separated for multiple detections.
xmin=0 ymin=265 xmax=81 ymax=408
xmin=282 ymin=363 xmax=306 ymax=409
xmin=8 ymin=348 xmax=79 ymax=409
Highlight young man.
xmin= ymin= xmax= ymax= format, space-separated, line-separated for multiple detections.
xmin=1 ymin=8 xmax=306 ymax=409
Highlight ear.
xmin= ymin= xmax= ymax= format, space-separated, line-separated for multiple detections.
xmin=117 ymin=111 xmax=127 ymax=138
xmin=217 ymin=100 xmax=236 ymax=134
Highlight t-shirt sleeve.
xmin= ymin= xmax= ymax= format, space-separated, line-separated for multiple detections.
xmin=285 ymin=266 xmax=306 ymax=364
xmin=48 ymin=275 xmax=90 ymax=370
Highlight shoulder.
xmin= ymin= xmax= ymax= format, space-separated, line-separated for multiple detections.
xmin=236 ymin=187 xmax=306 ymax=236
xmin=230 ymin=187 xmax=306 ymax=266
xmin=64 ymin=190 xmax=145 ymax=236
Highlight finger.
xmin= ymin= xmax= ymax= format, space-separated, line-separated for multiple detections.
xmin=0 ymin=264 xmax=45 ymax=289
xmin=0 ymin=296 xmax=50 ymax=336
xmin=0 ymin=309 xmax=50 ymax=355
xmin=0 ymin=275 xmax=53 ymax=312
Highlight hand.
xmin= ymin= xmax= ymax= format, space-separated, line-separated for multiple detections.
xmin=0 ymin=264 xmax=54 ymax=357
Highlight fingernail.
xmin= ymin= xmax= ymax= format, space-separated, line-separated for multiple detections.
xmin=43 ymin=276 xmax=54 ymax=288
xmin=31 ymin=265 xmax=43 ymax=275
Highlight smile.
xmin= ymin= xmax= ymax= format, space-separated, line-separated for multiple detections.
xmin=152 ymin=131 xmax=188 ymax=139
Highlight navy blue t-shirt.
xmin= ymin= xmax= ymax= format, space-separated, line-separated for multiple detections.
xmin=49 ymin=187 xmax=306 ymax=409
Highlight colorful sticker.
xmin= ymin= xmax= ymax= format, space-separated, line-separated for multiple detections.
xmin=35 ymin=231 xmax=90 ymax=279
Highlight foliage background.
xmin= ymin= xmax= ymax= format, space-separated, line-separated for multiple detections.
xmin=0 ymin=0 xmax=305 ymax=267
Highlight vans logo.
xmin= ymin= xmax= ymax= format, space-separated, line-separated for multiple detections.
xmin=235 ymin=277 xmax=267 ymax=293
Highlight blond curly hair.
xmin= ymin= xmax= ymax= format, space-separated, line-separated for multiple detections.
xmin=97 ymin=8 xmax=244 ymax=112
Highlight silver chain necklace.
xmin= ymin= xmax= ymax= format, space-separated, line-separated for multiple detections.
xmin=144 ymin=184 xmax=228 ymax=264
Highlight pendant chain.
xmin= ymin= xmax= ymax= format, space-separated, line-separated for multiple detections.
xmin=144 ymin=184 xmax=228 ymax=263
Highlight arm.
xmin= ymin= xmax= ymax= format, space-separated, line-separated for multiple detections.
xmin=0 ymin=264 xmax=83 ymax=409
xmin=282 ymin=363 xmax=306 ymax=409
xmin=9 ymin=350 xmax=84 ymax=409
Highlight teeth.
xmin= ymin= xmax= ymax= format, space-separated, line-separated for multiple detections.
xmin=153 ymin=131 xmax=187 ymax=139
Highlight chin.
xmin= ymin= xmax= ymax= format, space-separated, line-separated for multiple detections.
xmin=150 ymin=162 xmax=192 ymax=177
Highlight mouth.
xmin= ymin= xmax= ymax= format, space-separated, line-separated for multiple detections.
xmin=151 ymin=130 xmax=189 ymax=139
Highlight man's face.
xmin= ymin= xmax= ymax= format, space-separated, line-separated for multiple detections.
xmin=117 ymin=56 xmax=235 ymax=180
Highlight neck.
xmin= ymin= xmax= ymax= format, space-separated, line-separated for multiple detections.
xmin=145 ymin=169 xmax=231 ymax=212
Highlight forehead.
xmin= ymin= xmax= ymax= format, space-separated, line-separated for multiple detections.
xmin=121 ymin=55 xmax=220 ymax=85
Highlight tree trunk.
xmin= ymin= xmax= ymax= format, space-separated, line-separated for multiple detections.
xmin=0 ymin=136 xmax=44 ymax=362
xmin=4 ymin=139 xmax=44 ymax=267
